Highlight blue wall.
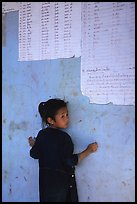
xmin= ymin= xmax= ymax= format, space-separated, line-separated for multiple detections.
xmin=2 ymin=11 xmax=135 ymax=202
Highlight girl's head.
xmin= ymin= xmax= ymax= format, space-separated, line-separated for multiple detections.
xmin=38 ymin=98 xmax=69 ymax=129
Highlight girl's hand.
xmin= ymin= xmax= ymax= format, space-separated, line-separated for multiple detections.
xmin=78 ymin=142 xmax=98 ymax=162
xmin=28 ymin=136 xmax=36 ymax=147
xmin=87 ymin=142 xmax=98 ymax=153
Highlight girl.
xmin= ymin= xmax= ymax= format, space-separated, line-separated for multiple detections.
xmin=28 ymin=98 xmax=98 ymax=202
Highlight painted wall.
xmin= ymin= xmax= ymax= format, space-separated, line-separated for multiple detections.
xmin=2 ymin=11 xmax=135 ymax=202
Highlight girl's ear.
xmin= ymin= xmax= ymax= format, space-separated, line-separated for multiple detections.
xmin=47 ymin=117 xmax=54 ymax=125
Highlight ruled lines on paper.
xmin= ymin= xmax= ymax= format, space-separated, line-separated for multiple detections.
xmin=18 ymin=2 xmax=81 ymax=61
xmin=81 ymin=2 xmax=135 ymax=105
xmin=2 ymin=2 xmax=19 ymax=13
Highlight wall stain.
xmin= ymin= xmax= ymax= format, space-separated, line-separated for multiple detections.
xmin=20 ymin=165 xmax=24 ymax=170
xmin=122 ymin=181 xmax=127 ymax=186
xmin=9 ymin=184 xmax=12 ymax=195
xmin=24 ymin=176 xmax=27 ymax=181
xmin=72 ymin=91 xmax=78 ymax=96
xmin=92 ymin=128 xmax=96 ymax=132
xmin=106 ymin=144 xmax=110 ymax=150
xmin=3 ymin=170 xmax=8 ymax=182
xmin=31 ymin=73 xmax=39 ymax=85
xmin=9 ymin=121 xmax=28 ymax=131
xmin=35 ymin=113 xmax=38 ymax=117
xmin=2 ymin=14 xmax=6 ymax=47
xmin=123 ymin=116 xmax=130 ymax=125
xmin=100 ymin=111 xmax=108 ymax=117
xmin=3 ymin=119 xmax=6 ymax=123
xmin=8 ymin=135 xmax=12 ymax=140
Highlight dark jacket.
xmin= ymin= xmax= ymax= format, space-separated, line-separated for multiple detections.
xmin=30 ymin=127 xmax=79 ymax=202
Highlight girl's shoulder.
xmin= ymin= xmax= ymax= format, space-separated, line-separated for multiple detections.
xmin=38 ymin=127 xmax=71 ymax=139
xmin=58 ymin=129 xmax=72 ymax=141
xmin=37 ymin=128 xmax=47 ymax=137
xmin=46 ymin=127 xmax=71 ymax=138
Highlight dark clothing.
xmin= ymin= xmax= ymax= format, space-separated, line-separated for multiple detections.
xmin=30 ymin=127 xmax=79 ymax=202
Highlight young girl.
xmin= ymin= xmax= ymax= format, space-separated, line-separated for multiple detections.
xmin=28 ymin=98 xmax=98 ymax=202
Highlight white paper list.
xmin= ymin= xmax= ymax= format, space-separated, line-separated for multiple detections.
xmin=2 ymin=2 xmax=19 ymax=13
xmin=18 ymin=2 xmax=81 ymax=61
xmin=81 ymin=2 xmax=135 ymax=105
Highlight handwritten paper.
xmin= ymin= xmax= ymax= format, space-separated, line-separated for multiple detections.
xmin=18 ymin=2 xmax=81 ymax=61
xmin=2 ymin=2 xmax=19 ymax=13
xmin=81 ymin=2 xmax=135 ymax=105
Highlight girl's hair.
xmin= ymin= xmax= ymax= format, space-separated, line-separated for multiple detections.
xmin=38 ymin=98 xmax=67 ymax=126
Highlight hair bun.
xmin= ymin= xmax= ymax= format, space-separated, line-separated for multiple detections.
xmin=38 ymin=102 xmax=46 ymax=117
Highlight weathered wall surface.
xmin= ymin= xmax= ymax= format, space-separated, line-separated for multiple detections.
xmin=2 ymin=11 xmax=135 ymax=202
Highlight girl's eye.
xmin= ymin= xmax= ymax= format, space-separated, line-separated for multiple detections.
xmin=61 ymin=113 xmax=68 ymax=118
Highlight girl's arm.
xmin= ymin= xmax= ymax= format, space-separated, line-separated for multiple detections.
xmin=78 ymin=142 xmax=98 ymax=163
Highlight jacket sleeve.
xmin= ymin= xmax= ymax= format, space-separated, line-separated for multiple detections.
xmin=66 ymin=153 xmax=79 ymax=167
xmin=63 ymin=133 xmax=79 ymax=167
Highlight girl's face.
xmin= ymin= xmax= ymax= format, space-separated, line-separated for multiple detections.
xmin=49 ymin=106 xmax=69 ymax=129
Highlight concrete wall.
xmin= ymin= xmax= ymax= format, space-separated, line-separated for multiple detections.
xmin=2 ymin=11 xmax=135 ymax=202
